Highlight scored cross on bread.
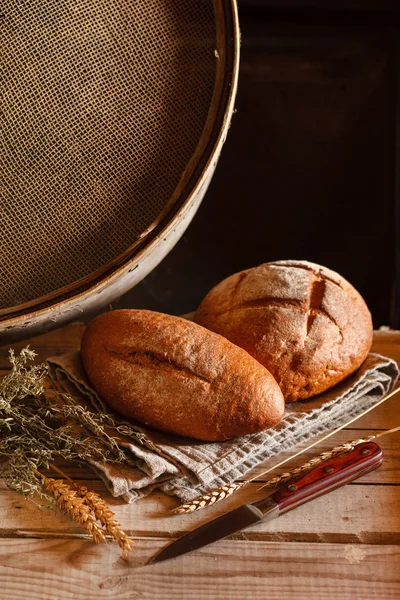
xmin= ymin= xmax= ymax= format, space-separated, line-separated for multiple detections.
xmin=195 ymin=260 xmax=373 ymax=402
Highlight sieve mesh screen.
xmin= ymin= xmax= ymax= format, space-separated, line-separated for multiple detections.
xmin=1 ymin=1 xmax=217 ymax=310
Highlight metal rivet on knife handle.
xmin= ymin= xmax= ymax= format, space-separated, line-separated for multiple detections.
xmin=287 ymin=484 xmax=297 ymax=492
xmin=324 ymin=465 xmax=334 ymax=473
xmin=361 ymin=448 xmax=371 ymax=456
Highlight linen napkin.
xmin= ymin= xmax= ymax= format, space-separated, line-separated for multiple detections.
xmin=47 ymin=352 xmax=399 ymax=503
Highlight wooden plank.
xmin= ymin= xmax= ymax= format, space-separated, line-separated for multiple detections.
xmin=0 ymin=537 xmax=397 ymax=600
xmin=0 ymin=322 xmax=85 ymax=367
xmin=371 ymin=330 xmax=400 ymax=366
xmin=350 ymin=392 xmax=400 ymax=429
xmin=244 ymin=427 xmax=400 ymax=484
xmin=1 ymin=481 xmax=399 ymax=544
xmin=373 ymin=330 xmax=400 ymax=344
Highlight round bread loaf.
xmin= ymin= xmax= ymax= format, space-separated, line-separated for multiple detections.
xmin=195 ymin=260 xmax=373 ymax=402
xmin=80 ymin=309 xmax=285 ymax=441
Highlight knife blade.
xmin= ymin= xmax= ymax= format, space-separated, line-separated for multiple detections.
xmin=148 ymin=441 xmax=383 ymax=564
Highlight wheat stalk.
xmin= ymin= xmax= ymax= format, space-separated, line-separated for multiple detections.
xmin=170 ymin=440 xmax=369 ymax=515
xmin=39 ymin=473 xmax=107 ymax=543
xmin=256 ymin=437 xmax=372 ymax=491
xmin=171 ymin=425 xmax=400 ymax=515
xmin=77 ymin=485 xmax=134 ymax=557
xmin=171 ymin=482 xmax=247 ymax=514
xmin=46 ymin=464 xmax=133 ymax=557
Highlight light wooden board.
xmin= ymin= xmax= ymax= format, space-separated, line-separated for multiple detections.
xmin=352 ymin=392 xmax=400 ymax=429
xmin=244 ymin=427 xmax=400 ymax=483
xmin=0 ymin=322 xmax=86 ymax=367
xmin=2 ymin=481 xmax=399 ymax=544
xmin=0 ymin=538 xmax=397 ymax=600
xmin=371 ymin=330 xmax=400 ymax=365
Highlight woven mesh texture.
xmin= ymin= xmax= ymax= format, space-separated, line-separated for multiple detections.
xmin=1 ymin=1 xmax=217 ymax=309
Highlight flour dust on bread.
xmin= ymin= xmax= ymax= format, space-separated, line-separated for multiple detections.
xmin=80 ymin=310 xmax=285 ymax=441
xmin=195 ymin=260 xmax=373 ymax=402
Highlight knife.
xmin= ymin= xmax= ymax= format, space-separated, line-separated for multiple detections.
xmin=149 ymin=441 xmax=383 ymax=564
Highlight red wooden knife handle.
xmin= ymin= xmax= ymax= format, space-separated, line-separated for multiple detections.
xmin=272 ymin=441 xmax=383 ymax=515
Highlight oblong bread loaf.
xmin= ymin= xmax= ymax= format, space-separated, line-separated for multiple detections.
xmin=80 ymin=309 xmax=285 ymax=441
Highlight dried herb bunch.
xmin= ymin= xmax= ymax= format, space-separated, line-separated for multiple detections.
xmin=0 ymin=347 xmax=133 ymax=554
xmin=0 ymin=348 xmax=120 ymax=495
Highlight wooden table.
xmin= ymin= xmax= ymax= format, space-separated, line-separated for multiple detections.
xmin=0 ymin=325 xmax=399 ymax=600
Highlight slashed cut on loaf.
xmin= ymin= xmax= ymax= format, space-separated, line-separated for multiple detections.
xmin=80 ymin=309 xmax=285 ymax=441
xmin=195 ymin=260 xmax=373 ymax=402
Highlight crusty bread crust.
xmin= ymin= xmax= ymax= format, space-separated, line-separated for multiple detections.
xmin=195 ymin=260 xmax=373 ymax=402
xmin=80 ymin=309 xmax=285 ymax=441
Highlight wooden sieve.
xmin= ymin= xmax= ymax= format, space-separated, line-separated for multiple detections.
xmin=0 ymin=1 xmax=239 ymax=342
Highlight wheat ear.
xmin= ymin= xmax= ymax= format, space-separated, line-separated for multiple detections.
xmin=77 ymin=485 xmax=134 ymax=557
xmin=39 ymin=474 xmax=106 ymax=543
xmin=171 ymin=482 xmax=247 ymax=514
xmin=257 ymin=426 xmax=400 ymax=490
xmin=256 ymin=437 xmax=372 ymax=491
xmin=170 ymin=439 xmax=370 ymax=515
xmin=48 ymin=465 xmax=133 ymax=557
xmin=171 ymin=425 xmax=400 ymax=515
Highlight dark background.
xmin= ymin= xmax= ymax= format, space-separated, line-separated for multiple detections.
xmin=116 ymin=1 xmax=400 ymax=327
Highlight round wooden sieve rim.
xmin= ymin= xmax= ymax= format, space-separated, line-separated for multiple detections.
xmin=0 ymin=0 xmax=240 ymax=342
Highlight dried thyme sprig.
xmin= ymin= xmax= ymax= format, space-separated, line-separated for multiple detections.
xmin=0 ymin=347 xmax=127 ymax=499
xmin=115 ymin=424 xmax=159 ymax=453
xmin=0 ymin=347 xmax=136 ymax=555
xmin=0 ymin=347 xmax=47 ymax=402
